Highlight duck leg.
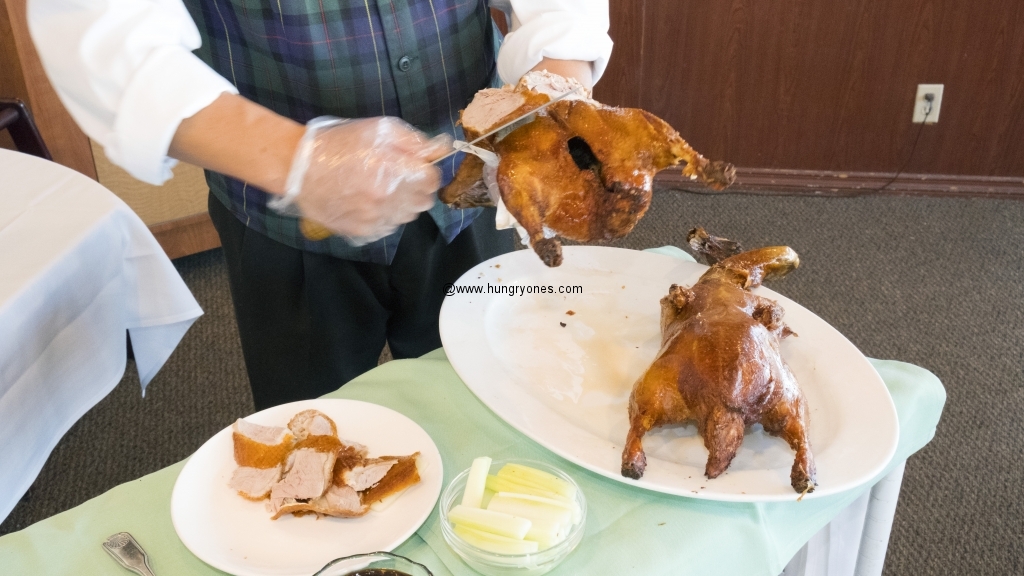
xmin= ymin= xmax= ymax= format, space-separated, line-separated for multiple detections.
xmin=621 ymin=413 xmax=653 ymax=480
xmin=700 ymin=406 xmax=746 ymax=479
xmin=761 ymin=391 xmax=816 ymax=493
xmin=621 ymin=359 xmax=693 ymax=480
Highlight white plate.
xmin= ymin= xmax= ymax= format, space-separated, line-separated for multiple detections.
xmin=171 ymin=399 xmax=443 ymax=576
xmin=439 ymin=246 xmax=899 ymax=502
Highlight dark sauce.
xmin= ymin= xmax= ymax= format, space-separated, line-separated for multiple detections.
xmin=345 ymin=570 xmax=411 ymax=576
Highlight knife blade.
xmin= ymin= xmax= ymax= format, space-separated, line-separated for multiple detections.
xmin=431 ymin=86 xmax=582 ymax=165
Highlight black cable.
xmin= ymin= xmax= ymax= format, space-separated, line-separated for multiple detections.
xmin=874 ymin=96 xmax=933 ymax=193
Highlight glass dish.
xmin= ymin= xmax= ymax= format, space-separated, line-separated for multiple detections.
xmin=439 ymin=459 xmax=587 ymax=576
xmin=314 ymin=551 xmax=433 ymax=576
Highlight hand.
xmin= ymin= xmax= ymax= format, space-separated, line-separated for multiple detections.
xmin=528 ymin=58 xmax=594 ymax=92
xmin=285 ymin=117 xmax=451 ymax=243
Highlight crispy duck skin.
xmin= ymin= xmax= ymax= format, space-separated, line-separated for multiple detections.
xmin=621 ymin=229 xmax=816 ymax=493
xmin=495 ymin=101 xmax=735 ymax=267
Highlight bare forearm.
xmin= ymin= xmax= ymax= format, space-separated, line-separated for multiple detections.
xmin=168 ymin=93 xmax=304 ymax=195
xmin=530 ymin=58 xmax=594 ymax=91
xmin=167 ymin=61 xmax=590 ymax=196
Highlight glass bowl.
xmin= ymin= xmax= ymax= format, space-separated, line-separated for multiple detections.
xmin=315 ymin=551 xmax=432 ymax=576
xmin=439 ymin=459 xmax=587 ymax=576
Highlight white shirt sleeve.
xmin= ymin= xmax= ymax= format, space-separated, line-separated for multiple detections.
xmin=495 ymin=0 xmax=614 ymax=86
xmin=27 ymin=0 xmax=238 ymax=184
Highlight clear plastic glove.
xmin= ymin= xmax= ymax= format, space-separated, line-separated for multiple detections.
xmin=270 ymin=116 xmax=452 ymax=245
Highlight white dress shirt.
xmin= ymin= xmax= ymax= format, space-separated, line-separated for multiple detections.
xmin=26 ymin=0 xmax=613 ymax=186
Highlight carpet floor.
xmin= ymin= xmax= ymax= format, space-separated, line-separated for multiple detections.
xmin=2 ymin=189 xmax=1022 ymax=575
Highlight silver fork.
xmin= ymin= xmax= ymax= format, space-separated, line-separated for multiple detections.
xmin=102 ymin=532 xmax=156 ymax=576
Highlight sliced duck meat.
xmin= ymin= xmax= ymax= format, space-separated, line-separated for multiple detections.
xmin=229 ymin=465 xmax=282 ymax=500
xmin=339 ymin=439 xmax=368 ymax=456
xmin=229 ymin=409 xmax=424 ymax=520
xmin=269 ymin=483 xmax=369 ymax=520
xmin=288 ymin=409 xmax=338 ymax=440
xmin=232 ymin=419 xmax=293 ymax=468
xmin=234 ymin=419 xmax=291 ymax=444
xmin=361 ymin=454 xmax=421 ymax=507
xmin=270 ymin=448 xmax=336 ymax=501
xmin=341 ymin=457 xmax=399 ymax=491
xmin=331 ymin=444 xmax=369 ymax=486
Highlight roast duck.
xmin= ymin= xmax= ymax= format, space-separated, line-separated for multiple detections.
xmin=621 ymin=228 xmax=817 ymax=494
xmin=439 ymin=72 xmax=736 ymax=267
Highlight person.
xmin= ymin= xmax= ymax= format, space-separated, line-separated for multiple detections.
xmin=28 ymin=0 xmax=613 ymax=410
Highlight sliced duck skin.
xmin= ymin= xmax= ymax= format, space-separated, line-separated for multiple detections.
xmin=361 ymin=454 xmax=421 ymax=506
xmin=293 ymin=435 xmax=342 ymax=453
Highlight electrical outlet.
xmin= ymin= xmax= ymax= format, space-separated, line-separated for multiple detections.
xmin=913 ymin=84 xmax=943 ymax=124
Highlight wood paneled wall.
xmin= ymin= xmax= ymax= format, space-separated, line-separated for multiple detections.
xmin=596 ymin=0 xmax=1024 ymax=180
xmin=1 ymin=0 xmax=217 ymax=258
xmin=0 ymin=0 xmax=96 ymax=178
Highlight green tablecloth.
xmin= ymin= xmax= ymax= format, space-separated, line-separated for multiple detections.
xmin=0 ymin=349 xmax=944 ymax=576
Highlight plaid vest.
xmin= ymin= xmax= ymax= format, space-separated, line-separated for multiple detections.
xmin=183 ymin=0 xmax=498 ymax=264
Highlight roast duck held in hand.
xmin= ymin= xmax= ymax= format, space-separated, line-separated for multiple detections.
xmin=299 ymin=71 xmax=735 ymax=260
xmin=621 ymin=228 xmax=817 ymax=494
xmin=439 ymin=71 xmax=736 ymax=267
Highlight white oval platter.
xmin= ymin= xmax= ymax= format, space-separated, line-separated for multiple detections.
xmin=439 ymin=246 xmax=898 ymax=502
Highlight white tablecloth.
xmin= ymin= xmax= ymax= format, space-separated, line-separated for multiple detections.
xmin=782 ymin=462 xmax=905 ymax=576
xmin=0 ymin=149 xmax=203 ymax=522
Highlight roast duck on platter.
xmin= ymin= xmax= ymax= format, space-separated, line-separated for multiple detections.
xmin=621 ymin=228 xmax=816 ymax=494
xmin=439 ymin=71 xmax=736 ymax=267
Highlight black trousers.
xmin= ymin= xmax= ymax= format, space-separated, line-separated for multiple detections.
xmin=209 ymin=195 xmax=513 ymax=410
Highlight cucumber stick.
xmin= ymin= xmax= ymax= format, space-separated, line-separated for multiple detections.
xmin=496 ymin=464 xmax=577 ymax=499
xmin=524 ymin=522 xmax=568 ymax=550
xmin=487 ymin=495 xmax=569 ymax=550
xmin=453 ymin=525 xmax=540 ymax=556
xmin=461 ymin=456 xmax=492 ymax=508
xmin=448 ymin=505 xmax=531 ymax=539
xmin=485 ymin=474 xmax=568 ymax=503
xmin=487 ymin=494 xmax=572 ymax=530
xmin=480 ymin=489 xmax=495 ymax=509
xmin=495 ymin=491 xmax=582 ymax=525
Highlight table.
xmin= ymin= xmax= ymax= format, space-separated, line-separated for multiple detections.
xmin=0 ymin=347 xmax=945 ymax=575
xmin=0 ymin=149 xmax=203 ymax=523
